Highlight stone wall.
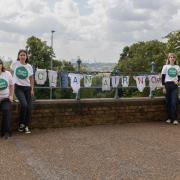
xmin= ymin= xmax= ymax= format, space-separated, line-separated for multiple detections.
xmin=8 ymin=97 xmax=169 ymax=130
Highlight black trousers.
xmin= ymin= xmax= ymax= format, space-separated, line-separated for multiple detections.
xmin=165 ymin=82 xmax=179 ymax=121
xmin=0 ymin=98 xmax=11 ymax=136
xmin=15 ymin=84 xmax=32 ymax=126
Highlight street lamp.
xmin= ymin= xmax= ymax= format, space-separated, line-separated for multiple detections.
xmin=51 ymin=30 xmax=55 ymax=70
xmin=50 ymin=30 xmax=55 ymax=99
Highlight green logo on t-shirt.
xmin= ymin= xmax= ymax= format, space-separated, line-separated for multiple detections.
xmin=0 ymin=79 xmax=8 ymax=90
xmin=16 ymin=66 xmax=28 ymax=79
xmin=168 ymin=67 xmax=177 ymax=77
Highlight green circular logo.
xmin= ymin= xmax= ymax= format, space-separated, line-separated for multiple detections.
xmin=16 ymin=66 xmax=28 ymax=79
xmin=168 ymin=67 xmax=177 ymax=77
xmin=0 ymin=79 xmax=8 ymax=90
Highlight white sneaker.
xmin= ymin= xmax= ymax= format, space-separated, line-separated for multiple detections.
xmin=173 ymin=120 xmax=178 ymax=125
xmin=166 ymin=119 xmax=171 ymax=123
xmin=25 ymin=126 xmax=31 ymax=134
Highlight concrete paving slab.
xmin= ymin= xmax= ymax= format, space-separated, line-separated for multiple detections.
xmin=0 ymin=122 xmax=180 ymax=180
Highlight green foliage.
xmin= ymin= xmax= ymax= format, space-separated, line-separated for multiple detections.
xmin=25 ymin=36 xmax=75 ymax=99
xmin=165 ymin=31 xmax=180 ymax=60
xmin=26 ymin=36 xmax=54 ymax=69
xmin=116 ymin=40 xmax=166 ymax=73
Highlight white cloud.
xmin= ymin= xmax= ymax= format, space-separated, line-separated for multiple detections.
xmin=1 ymin=0 xmax=180 ymax=63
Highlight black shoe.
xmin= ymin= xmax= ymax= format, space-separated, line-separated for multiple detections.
xmin=4 ymin=133 xmax=10 ymax=140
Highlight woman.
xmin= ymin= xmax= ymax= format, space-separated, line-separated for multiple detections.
xmin=10 ymin=49 xmax=34 ymax=133
xmin=161 ymin=53 xmax=180 ymax=125
xmin=0 ymin=59 xmax=14 ymax=139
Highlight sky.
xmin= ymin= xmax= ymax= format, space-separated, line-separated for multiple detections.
xmin=0 ymin=0 xmax=180 ymax=63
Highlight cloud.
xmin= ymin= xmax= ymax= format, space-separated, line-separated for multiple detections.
xmin=1 ymin=0 xmax=180 ymax=62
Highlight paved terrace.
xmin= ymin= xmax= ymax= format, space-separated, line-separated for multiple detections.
xmin=1 ymin=122 xmax=180 ymax=180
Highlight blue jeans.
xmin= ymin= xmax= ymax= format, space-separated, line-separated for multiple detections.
xmin=15 ymin=84 xmax=32 ymax=126
xmin=165 ymin=82 xmax=179 ymax=121
xmin=0 ymin=98 xmax=11 ymax=136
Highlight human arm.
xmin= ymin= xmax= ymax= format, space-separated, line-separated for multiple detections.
xmin=9 ymin=84 xmax=14 ymax=102
xmin=29 ymin=75 xmax=34 ymax=96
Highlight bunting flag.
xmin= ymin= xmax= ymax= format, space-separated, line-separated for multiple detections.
xmin=133 ymin=76 xmax=146 ymax=92
xmin=48 ymin=70 xmax=58 ymax=87
xmin=68 ymin=73 xmax=83 ymax=93
xmin=35 ymin=69 xmax=47 ymax=85
xmin=33 ymin=68 xmax=163 ymax=93
xmin=60 ymin=72 xmax=68 ymax=88
xmin=121 ymin=76 xmax=129 ymax=87
xmin=102 ymin=77 xmax=111 ymax=91
xmin=148 ymin=74 xmax=161 ymax=91
xmin=84 ymin=75 xmax=93 ymax=87
xmin=111 ymin=76 xmax=120 ymax=88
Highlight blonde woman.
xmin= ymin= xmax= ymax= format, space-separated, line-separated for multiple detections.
xmin=161 ymin=53 xmax=180 ymax=125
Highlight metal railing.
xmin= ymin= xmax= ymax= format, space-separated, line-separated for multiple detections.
xmin=34 ymin=60 xmax=161 ymax=100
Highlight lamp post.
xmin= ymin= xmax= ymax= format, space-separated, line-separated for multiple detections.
xmin=114 ymin=69 xmax=120 ymax=99
xmin=51 ymin=30 xmax=55 ymax=70
xmin=149 ymin=61 xmax=155 ymax=98
xmin=76 ymin=56 xmax=81 ymax=100
xmin=50 ymin=30 xmax=55 ymax=99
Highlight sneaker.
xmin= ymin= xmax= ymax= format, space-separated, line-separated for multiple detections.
xmin=4 ymin=133 xmax=10 ymax=140
xmin=18 ymin=124 xmax=25 ymax=132
xmin=166 ymin=119 xmax=171 ymax=123
xmin=25 ymin=126 xmax=31 ymax=134
xmin=173 ymin=120 xmax=178 ymax=125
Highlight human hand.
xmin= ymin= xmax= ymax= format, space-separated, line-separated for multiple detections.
xmin=162 ymin=87 xmax=166 ymax=94
xmin=9 ymin=95 xmax=13 ymax=102
xmin=31 ymin=89 xmax=34 ymax=96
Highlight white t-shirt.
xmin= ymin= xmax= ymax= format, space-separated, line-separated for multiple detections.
xmin=161 ymin=64 xmax=180 ymax=83
xmin=0 ymin=71 xmax=14 ymax=100
xmin=10 ymin=61 xmax=33 ymax=86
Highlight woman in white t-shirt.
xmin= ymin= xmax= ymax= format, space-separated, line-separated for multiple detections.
xmin=0 ymin=59 xmax=14 ymax=139
xmin=161 ymin=53 xmax=180 ymax=125
xmin=10 ymin=49 xmax=34 ymax=134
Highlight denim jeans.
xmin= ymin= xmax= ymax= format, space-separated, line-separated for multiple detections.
xmin=165 ymin=82 xmax=179 ymax=121
xmin=0 ymin=98 xmax=11 ymax=136
xmin=15 ymin=84 xmax=32 ymax=126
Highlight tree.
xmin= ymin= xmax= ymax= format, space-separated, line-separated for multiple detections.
xmin=25 ymin=36 xmax=76 ymax=99
xmin=116 ymin=40 xmax=166 ymax=74
xmin=165 ymin=31 xmax=180 ymax=59
xmin=114 ymin=40 xmax=166 ymax=97
xmin=26 ymin=36 xmax=54 ymax=69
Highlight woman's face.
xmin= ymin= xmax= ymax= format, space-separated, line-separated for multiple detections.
xmin=19 ymin=52 xmax=27 ymax=62
xmin=169 ymin=55 xmax=176 ymax=64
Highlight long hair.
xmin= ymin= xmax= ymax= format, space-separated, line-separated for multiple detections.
xmin=0 ymin=59 xmax=5 ymax=72
xmin=166 ymin=53 xmax=177 ymax=65
xmin=17 ymin=49 xmax=28 ymax=63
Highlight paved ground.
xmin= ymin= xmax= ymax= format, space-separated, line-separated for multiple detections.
xmin=0 ymin=122 xmax=180 ymax=180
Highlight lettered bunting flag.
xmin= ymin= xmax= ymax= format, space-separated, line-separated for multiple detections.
xmin=121 ymin=76 xmax=129 ymax=87
xmin=68 ymin=73 xmax=83 ymax=93
xmin=48 ymin=70 xmax=58 ymax=87
xmin=59 ymin=72 xmax=68 ymax=88
xmin=133 ymin=76 xmax=146 ymax=92
xmin=148 ymin=75 xmax=161 ymax=91
xmin=111 ymin=76 xmax=120 ymax=88
xmin=84 ymin=75 xmax=93 ymax=87
xmin=102 ymin=77 xmax=111 ymax=91
xmin=35 ymin=69 xmax=47 ymax=85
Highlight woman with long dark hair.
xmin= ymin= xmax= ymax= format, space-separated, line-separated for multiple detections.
xmin=0 ymin=59 xmax=14 ymax=139
xmin=10 ymin=49 xmax=34 ymax=133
